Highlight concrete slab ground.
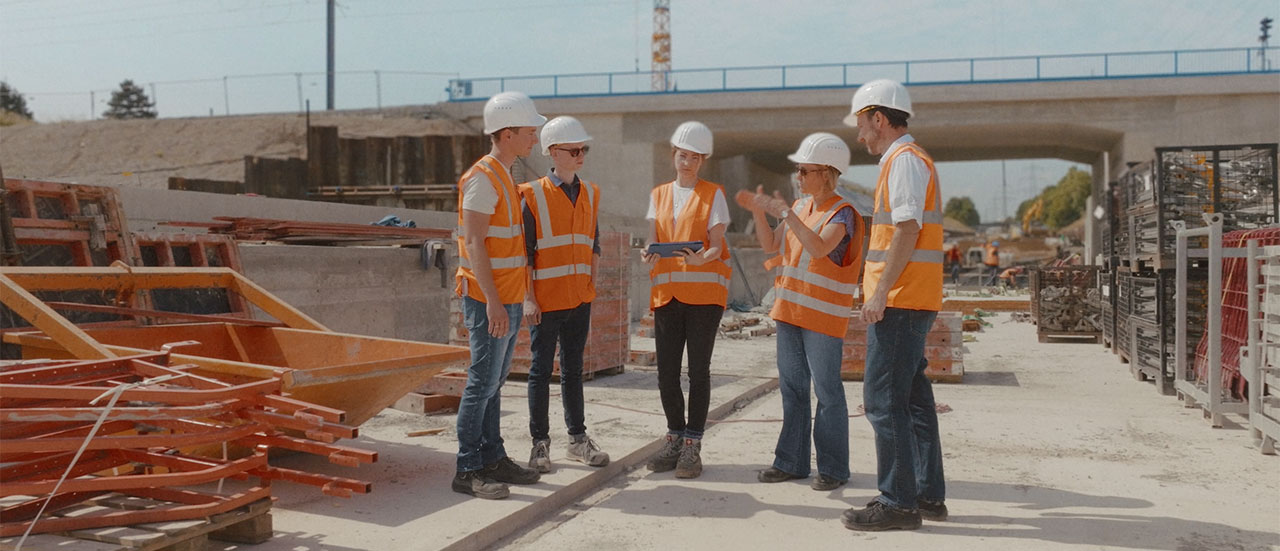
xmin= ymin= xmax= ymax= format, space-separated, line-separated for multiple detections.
xmin=222 ymin=313 xmax=1279 ymax=551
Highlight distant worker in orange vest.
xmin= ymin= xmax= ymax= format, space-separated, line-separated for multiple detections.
xmin=841 ymin=79 xmax=948 ymax=531
xmin=452 ymin=91 xmax=545 ymax=500
xmin=944 ymin=244 xmax=962 ymax=285
xmin=518 ymin=116 xmax=611 ymax=473
xmin=983 ymin=240 xmax=1001 ymax=286
xmin=746 ymin=133 xmax=863 ymax=492
xmin=642 ymin=121 xmax=732 ymax=479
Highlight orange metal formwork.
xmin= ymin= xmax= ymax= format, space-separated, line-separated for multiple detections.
xmin=0 ymin=265 xmax=469 ymax=426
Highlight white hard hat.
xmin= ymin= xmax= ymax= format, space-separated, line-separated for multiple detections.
xmin=540 ymin=116 xmax=592 ymax=156
xmin=670 ymin=121 xmax=713 ymax=156
xmin=483 ymin=91 xmax=547 ymax=134
xmin=787 ymin=132 xmax=850 ymax=174
xmin=843 ymin=79 xmax=913 ymax=127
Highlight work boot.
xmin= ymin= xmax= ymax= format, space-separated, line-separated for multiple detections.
xmin=483 ymin=456 xmax=541 ymax=485
xmin=646 ymin=433 xmax=684 ymax=472
xmin=810 ymin=474 xmax=846 ymax=491
xmin=528 ymin=439 xmax=551 ymax=473
xmin=566 ymin=433 xmax=610 ymax=467
xmin=842 ymin=500 xmax=922 ymax=531
xmin=451 ymin=470 xmax=509 ymax=500
xmin=756 ymin=466 xmax=803 ymax=483
xmin=917 ymin=498 xmax=949 ymax=521
xmin=674 ymin=438 xmax=702 ymax=479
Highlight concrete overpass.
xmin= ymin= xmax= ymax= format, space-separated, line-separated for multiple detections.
xmin=435 ymin=52 xmax=1280 ymax=229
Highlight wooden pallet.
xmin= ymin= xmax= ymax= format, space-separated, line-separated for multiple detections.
xmin=0 ymin=497 xmax=271 ymax=551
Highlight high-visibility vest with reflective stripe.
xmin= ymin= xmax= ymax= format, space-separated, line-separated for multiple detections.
xmin=766 ymin=195 xmax=864 ymax=338
xmin=862 ymin=142 xmax=944 ymax=312
xmin=455 ymin=155 xmax=528 ymax=305
xmin=649 ymin=180 xmax=733 ymax=309
xmin=518 ymin=176 xmax=598 ymax=313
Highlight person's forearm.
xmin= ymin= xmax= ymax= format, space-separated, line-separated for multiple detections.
xmin=466 ymin=240 xmax=503 ymax=304
xmin=872 ymin=228 xmax=919 ymax=299
xmin=752 ymin=210 xmax=777 ymax=253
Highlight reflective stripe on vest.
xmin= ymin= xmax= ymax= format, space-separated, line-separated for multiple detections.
xmin=861 ymin=141 xmax=944 ymax=312
xmin=522 ymin=176 xmax=598 ymax=312
xmin=768 ymin=195 xmax=863 ymax=337
xmin=649 ymin=180 xmax=732 ymax=309
xmin=454 ymin=156 xmax=528 ymax=304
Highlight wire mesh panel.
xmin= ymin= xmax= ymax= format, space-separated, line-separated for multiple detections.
xmin=1162 ymin=267 xmax=1208 ymax=384
xmin=1116 ymin=272 xmax=1132 ymax=356
xmin=1032 ymin=266 xmax=1103 ymax=339
xmin=1193 ymin=226 xmax=1280 ymax=398
xmin=1130 ymin=274 xmax=1159 ymax=323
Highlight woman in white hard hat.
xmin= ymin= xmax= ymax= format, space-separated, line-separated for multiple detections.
xmin=745 ymin=132 xmax=862 ymax=492
xmin=642 ymin=120 xmax=733 ymax=479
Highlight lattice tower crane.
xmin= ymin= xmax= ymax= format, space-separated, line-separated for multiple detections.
xmin=652 ymin=0 xmax=671 ymax=91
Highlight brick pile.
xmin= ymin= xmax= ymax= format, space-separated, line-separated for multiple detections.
xmin=840 ymin=311 xmax=964 ymax=383
xmin=450 ymin=231 xmax=631 ymax=379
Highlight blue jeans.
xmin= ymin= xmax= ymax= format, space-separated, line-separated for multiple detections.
xmin=864 ymin=307 xmax=945 ymax=509
xmin=456 ymin=296 xmax=522 ymax=472
xmin=772 ymin=321 xmax=850 ymax=481
xmin=528 ymin=302 xmax=591 ymax=441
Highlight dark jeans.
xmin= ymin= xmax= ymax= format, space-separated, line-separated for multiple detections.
xmin=864 ymin=307 xmax=945 ymax=510
xmin=949 ymin=262 xmax=960 ymax=285
xmin=456 ymin=296 xmax=522 ymax=472
xmin=527 ymin=302 xmax=591 ymax=441
xmin=654 ymin=298 xmax=723 ymax=440
xmin=985 ymin=264 xmax=1000 ymax=286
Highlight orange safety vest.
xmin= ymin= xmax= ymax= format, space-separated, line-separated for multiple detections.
xmin=518 ymin=176 xmax=599 ymax=313
xmin=766 ymin=195 xmax=864 ymax=338
xmin=983 ymin=245 xmax=999 ymax=267
xmin=455 ymin=155 xmax=528 ymax=305
xmin=861 ymin=142 xmax=944 ymax=312
xmin=649 ymin=180 xmax=733 ymax=309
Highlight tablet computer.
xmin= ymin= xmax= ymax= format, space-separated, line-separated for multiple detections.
xmin=646 ymin=241 xmax=704 ymax=258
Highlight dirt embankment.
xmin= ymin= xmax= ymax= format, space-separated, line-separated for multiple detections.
xmin=0 ymin=110 xmax=474 ymax=190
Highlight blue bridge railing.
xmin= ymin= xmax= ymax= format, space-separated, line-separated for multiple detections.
xmin=447 ymin=46 xmax=1279 ymax=102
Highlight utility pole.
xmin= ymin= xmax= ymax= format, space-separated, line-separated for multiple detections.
xmin=1261 ymin=17 xmax=1273 ymax=71
xmin=1001 ymin=159 xmax=1008 ymax=225
xmin=326 ymin=0 xmax=335 ymax=110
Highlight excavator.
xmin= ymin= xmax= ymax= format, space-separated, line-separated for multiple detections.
xmin=1022 ymin=197 xmax=1044 ymax=234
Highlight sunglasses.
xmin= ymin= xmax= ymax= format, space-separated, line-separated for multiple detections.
xmin=552 ymin=146 xmax=590 ymax=158
xmin=796 ymin=167 xmax=829 ymax=177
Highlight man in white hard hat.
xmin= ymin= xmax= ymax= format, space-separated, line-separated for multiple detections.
xmin=518 ymin=116 xmax=611 ymax=473
xmin=841 ymin=79 xmax=948 ymax=531
xmin=452 ymin=91 xmax=545 ymax=500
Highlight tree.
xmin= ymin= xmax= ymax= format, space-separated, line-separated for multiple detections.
xmin=1017 ymin=167 xmax=1092 ymax=230
xmin=0 ymin=81 xmax=33 ymax=120
xmin=103 ymin=79 xmax=156 ymax=119
xmin=943 ymin=196 xmax=980 ymax=227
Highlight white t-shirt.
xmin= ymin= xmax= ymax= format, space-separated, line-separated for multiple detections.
xmin=878 ymin=134 xmax=932 ymax=227
xmin=645 ymin=182 xmax=732 ymax=231
xmin=460 ymin=155 xmax=512 ymax=215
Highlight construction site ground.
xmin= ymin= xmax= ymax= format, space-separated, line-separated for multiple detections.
xmin=228 ymin=312 xmax=1279 ymax=551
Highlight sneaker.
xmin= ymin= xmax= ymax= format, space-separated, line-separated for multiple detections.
xmin=917 ymin=498 xmax=948 ymax=521
xmin=674 ymin=438 xmax=702 ymax=479
xmin=810 ymin=474 xmax=846 ymax=491
xmin=483 ymin=456 xmax=540 ymax=485
xmin=567 ymin=434 xmax=610 ymax=467
xmin=756 ymin=466 xmax=803 ymax=483
xmin=841 ymin=500 xmax=922 ymax=531
xmin=646 ymin=434 xmax=684 ymax=472
xmin=528 ymin=439 xmax=551 ymax=473
xmin=451 ymin=470 xmax=509 ymax=500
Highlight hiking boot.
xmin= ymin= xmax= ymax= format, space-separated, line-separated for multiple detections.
xmin=528 ymin=439 xmax=551 ymax=473
xmin=917 ymin=498 xmax=948 ymax=521
xmin=646 ymin=434 xmax=684 ymax=472
xmin=842 ymin=500 xmax=922 ymax=531
xmin=757 ymin=466 xmax=803 ymax=483
xmin=451 ymin=470 xmax=509 ymax=500
xmin=483 ymin=456 xmax=540 ymax=485
xmin=674 ymin=438 xmax=702 ymax=479
xmin=566 ymin=433 xmax=610 ymax=467
xmin=810 ymin=474 xmax=846 ymax=491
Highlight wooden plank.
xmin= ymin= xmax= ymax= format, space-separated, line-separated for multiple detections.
xmin=227 ymin=272 xmax=327 ymax=331
xmin=0 ymin=534 xmax=123 ymax=551
xmin=0 ymin=274 xmax=114 ymax=359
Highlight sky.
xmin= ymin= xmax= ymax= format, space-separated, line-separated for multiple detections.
xmin=1 ymin=0 xmax=1274 ymax=222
